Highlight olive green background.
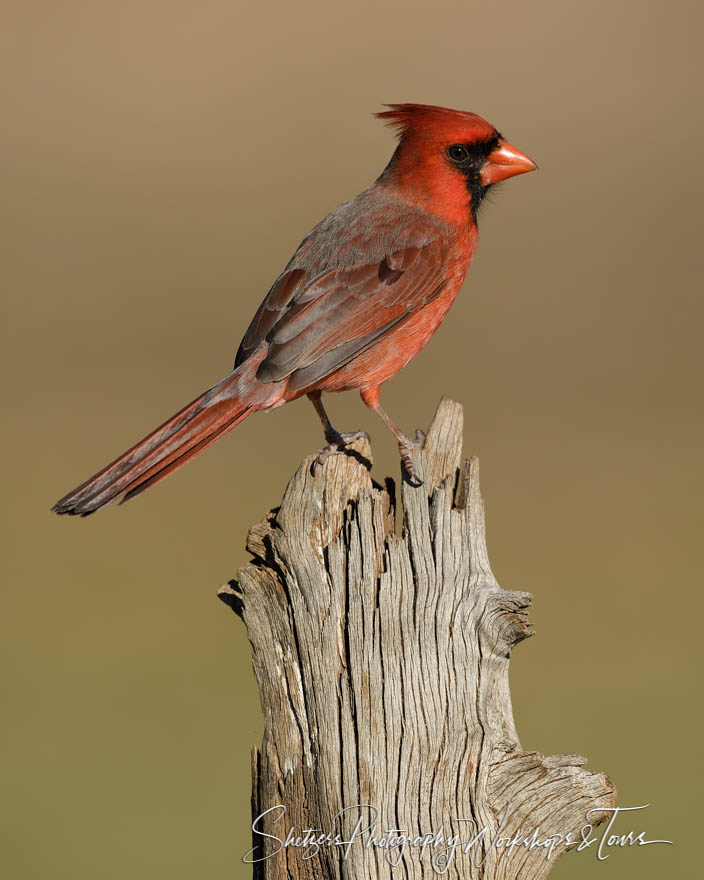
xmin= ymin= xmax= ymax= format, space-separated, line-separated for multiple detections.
xmin=3 ymin=1 xmax=702 ymax=877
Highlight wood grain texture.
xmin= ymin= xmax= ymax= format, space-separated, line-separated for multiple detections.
xmin=219 ymin=397 xmax=616 ymax=879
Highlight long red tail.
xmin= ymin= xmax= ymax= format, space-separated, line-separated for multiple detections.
xmin=52 ymin=370 xmax=259 ymax=516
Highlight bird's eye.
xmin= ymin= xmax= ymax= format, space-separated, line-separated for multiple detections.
xmin=447 ymin=144 xmax=469 ymax=163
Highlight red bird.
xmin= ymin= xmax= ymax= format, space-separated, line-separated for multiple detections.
xmin=53 ymin=103 xmax=535 ymax=516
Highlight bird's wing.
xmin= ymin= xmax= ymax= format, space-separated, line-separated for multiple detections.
xmin=235 ymin=234 xmax=450 ymax=392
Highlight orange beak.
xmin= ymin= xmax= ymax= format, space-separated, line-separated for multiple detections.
xmin=480 ymin=139 xmax=537 ymax=186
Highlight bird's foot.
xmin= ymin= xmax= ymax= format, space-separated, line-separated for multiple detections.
xmin=398 ymin=429 xmax=425 ymax=486
xmin=313 ymin=429 xmax=370 ymax=473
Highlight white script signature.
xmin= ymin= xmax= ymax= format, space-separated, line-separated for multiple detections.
xmin=243 ymin=803 xmax=671 ymax=873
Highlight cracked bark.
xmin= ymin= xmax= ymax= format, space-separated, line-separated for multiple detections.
xmin=219 ymin=397 xmax=616 ymax=879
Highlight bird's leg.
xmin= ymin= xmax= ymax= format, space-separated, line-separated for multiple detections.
xmin=308 ymin=391 xmax=369 ymax=469
xmin=360 ymin=386 xmax=424 ymax=484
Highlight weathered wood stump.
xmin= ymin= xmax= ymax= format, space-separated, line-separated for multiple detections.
xmin=219 ymin=397 xmax=616 ymax=879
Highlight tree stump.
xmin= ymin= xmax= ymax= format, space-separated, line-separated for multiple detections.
xmin=219 ymin=397 xmax=616 ymax=879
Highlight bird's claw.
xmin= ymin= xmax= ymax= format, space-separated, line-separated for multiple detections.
xmin=398 ymin=430 xmax=425 ymax=486
xmin=312 ymin=429 xmax=370 ymax=474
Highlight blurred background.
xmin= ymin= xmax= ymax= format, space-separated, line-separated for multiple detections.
xmin=2 ymin=0 xmax=702 ymax=877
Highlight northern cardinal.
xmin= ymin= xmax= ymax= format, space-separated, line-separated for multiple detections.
xmin=53 ymin=103 xmax=535 ymax=516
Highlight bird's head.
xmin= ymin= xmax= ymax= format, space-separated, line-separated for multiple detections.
xmin=376 ymin=103 xmax=536 ymax=224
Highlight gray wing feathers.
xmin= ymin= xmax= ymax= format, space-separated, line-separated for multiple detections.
xmin=234 ymin=191 xmax=452 ymax=389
